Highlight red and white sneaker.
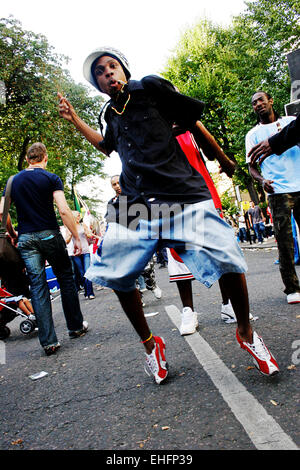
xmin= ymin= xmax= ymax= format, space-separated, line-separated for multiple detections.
xmin=144 ymin=336 xmax=168 ymax=384
xmin=236 ymin=330 xmax=279 ymax=376
xmin=287 ymin=292 xmax=300 ymax=304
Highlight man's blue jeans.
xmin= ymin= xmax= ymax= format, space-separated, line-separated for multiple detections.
xmin=253 ymin=222 xmax=265 ymax=243
xmin=72 ymin=253 xmax=94 ymax=297
xmin=238 ymin=227 xmax=247 ymax=242
xmin=18 ymin=230 xmax=84 ymax=348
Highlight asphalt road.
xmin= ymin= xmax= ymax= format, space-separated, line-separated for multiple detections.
xmin=0 ymin=246 xmax=299 ymax=455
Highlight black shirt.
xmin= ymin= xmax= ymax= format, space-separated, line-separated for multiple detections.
xmin=6 ymin=168 xmax=63 ymax=235
xmin=269 ymin=113 xmax=300 ymax=155
xmin=101 ymin=75 xmax=211 ymax=219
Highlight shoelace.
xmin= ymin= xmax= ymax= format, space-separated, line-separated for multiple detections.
xmin=145 ymin=348 xmax=159 ymax=374
xmin=247 ymin=335 xmax=270 ymax=360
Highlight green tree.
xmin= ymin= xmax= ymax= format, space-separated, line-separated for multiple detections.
xmin=162 ymin=0 xmax=300 ymax=201
xmin=0 ymin=16 xmax=106 ymax=209
xmin=220 ymin=190 xmax=239 ymax=221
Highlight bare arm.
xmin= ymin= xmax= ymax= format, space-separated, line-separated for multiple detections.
xmin=193 ymin=121 xmax=236 ymax=178
xmin=57 ymin=92 xmax=108 ymax=154
xmin=53 ymin=190 xmax=82 ymax=255
xmin=63 ymin=227 xmax=73 ymax=244
xmin=0 ymin=197 xmax=18 ymax=245
xmin=248 ymin=163 xmax=274 ymax=194
xmin=247 ymin=139 xmax=273 ymax=165
xmin=82 ymin=222 xmax=95 ymax=242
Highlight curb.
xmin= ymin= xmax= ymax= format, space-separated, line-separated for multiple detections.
xmin=239 ymin=240 xmax=277 ymax=250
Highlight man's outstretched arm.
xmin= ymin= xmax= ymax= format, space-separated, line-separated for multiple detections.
xmin=248 ymin=163 xmax=274 ymax=194
xmin=53 ymin=190 xmax=82 ymax=256
xmin=57 ymin=92 xmax=108 ymax=154
xmin=193 ymin=121 xmax=236 ymax=178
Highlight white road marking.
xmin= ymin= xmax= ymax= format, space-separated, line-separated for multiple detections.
xmin=165 ymin=305 xmax=299 ymax=451
xmin=144 ymin=311 xmax=159 ymax=317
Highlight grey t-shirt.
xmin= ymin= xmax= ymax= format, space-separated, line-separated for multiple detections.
xmin=248 ymin=206 xmax=263 ymax=224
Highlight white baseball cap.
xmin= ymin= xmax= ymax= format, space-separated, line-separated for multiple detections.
xmin=83 ymin=46 xmax=131 ymax=91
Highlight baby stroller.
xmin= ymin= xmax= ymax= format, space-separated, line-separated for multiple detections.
xmin=0 ymin=285 xmax=37 ymax=339
xmin=0 ymin=257 xmax=37 ymax=340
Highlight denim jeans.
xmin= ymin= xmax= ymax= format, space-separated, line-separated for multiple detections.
xmin=238 ymin=227 xmax=247 ymax=242
xmin=70 ymin=256 xmax=81 ymax=291
xmin=86 ymin=200 xmax=247 ymax=291
xmin=72 ymin=253 xmax=94 ymax=297
xmin=253 ymin=222 xmax=265 ymax=243
xmin=18 ymin=230 xmax=84 ymax=347
xmin=137 ymin=274 xmax=146 ymax=290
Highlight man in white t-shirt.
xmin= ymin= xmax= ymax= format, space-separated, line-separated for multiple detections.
xmin=247 ymin=201 xmax=265 ymax=244
xmin=237 ymin=212 xmax=248 ymax=243
xmin=246 ymin=91 xmax=300 ymax=304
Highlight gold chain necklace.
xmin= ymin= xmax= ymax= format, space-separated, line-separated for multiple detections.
xmin=111 ymin=94 xmax=131 ymax=115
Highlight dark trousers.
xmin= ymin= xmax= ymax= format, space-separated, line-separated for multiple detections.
xmin=268 ymin=192 xmax=300 ymax=295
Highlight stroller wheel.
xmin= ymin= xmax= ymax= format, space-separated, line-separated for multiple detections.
xmin=0 ymin=326 xmax=11 ymax=340
xmin=20 ymin=319 xmax=35 ymax=335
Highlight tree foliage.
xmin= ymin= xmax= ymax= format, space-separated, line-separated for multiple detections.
xmin=162 ymin=0 xmax=300 ymax=201
xmin=0 ymin=16 xmax=106 ymax=207
xmin=220 ymin=190 xmax=239 ymax=221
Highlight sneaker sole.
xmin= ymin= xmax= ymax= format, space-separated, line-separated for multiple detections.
xmin=69 ymin=324 xmax=88 ymax=339
xmin=222 ymin=314 xmax=255 ymax=323
xmin=241 ymin=345 xmax=279 ymax=376
xmin=44 ymin=345 xmax=60 ymax=356
xmin=69 ymin=330 xmax=87 ymax=339
xmin=144 ymin=363 xmax=169 ymax=384
xmin=221 ymin=316 xmax=237 ymax=324
xmin=252 ymin=361 xmax=279 ymax=377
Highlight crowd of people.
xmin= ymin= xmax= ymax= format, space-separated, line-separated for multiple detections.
xmin=230 ymin=201 xmax=274 ymax=245
xmin=1 ymin=46 xmax=300 ymax=386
